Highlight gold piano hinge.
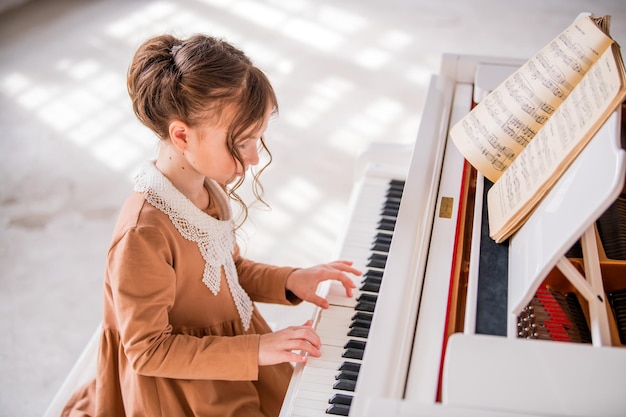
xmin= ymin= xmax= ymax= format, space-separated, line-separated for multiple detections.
xmin=439 ymin=197 xmax=454 ymax=218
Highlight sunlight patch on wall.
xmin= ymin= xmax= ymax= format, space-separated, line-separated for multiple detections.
xmin=281 ymin=18 xmax=343 ymax=51
xmin=290 ymin=221 xmax=338 ymax=259
xmin=379 ymin=30 xmax=413 ymax=50
xmin=1 ymin=72 xmax=30 ymax=96
xmin=195 ymin=0 xmax=231 ymax=7
xmin=13 ymin=83 xmax=57 ymax=112
xmin=37 ymin=90 xmax=104 ymax=131
xmin=239 ymin=41 xmax=294 ymax=75
xmin=406 ymin=64 xmax=432 ymax=86
xmin=354 ymin=47 xmax=390 ymax=70
xmin=325 ymin=127 xmax=368 ymax=157
xmin=283 ymin=76 xmax=354 ymax=128
xmin=326 ymin=96 xmax=408 ymax=155
xmin=105 ymin=1 xmax=178 ymax=39
xmin=91 ymin=135 xmax=145 ymax=171
xmin=365 ymin=97 xmax=405 ymax=124
xmin=275 ymin=177 xmax=321 ymax=212
xmin=0 ymin=55 xmax=155 ymax=178
xmin=62 ymin=59 xmax=101 ymax=81
xmin=317 ymin=5 xmax=368 ymax=34
xmin=231 ymin=0 xmax=287 ymax=28
xmin=310 ymin=199 xmax=347 ymax=246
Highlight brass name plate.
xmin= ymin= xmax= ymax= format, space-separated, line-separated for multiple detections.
xmin=439 ymin=197 xmax=453 ymax=218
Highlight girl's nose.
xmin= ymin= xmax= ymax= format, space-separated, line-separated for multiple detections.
xmin=243 ymin=145 xmax=259 ymax=167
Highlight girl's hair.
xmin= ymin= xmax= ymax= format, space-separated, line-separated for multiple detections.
xmin=127 ymin=34 xmax=277 ymax=226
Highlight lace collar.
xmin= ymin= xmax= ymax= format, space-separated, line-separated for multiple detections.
xmin=134 ymin=161 xmax=253 ymax=330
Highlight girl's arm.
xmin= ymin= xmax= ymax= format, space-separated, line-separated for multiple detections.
xmin=233 ymin=245 xmax=302 ymax=304
xmin=108 ymin=226 xmax=260 ymax=380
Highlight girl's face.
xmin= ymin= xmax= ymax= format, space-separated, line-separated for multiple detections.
xmin=184 ymin=105 xmax=270 ymax=185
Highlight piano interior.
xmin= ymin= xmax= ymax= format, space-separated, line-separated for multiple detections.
xmin=445 ymin=102 xmax=626 ymax=350
xmin=448 ymin=163 xmax=626 ymax=346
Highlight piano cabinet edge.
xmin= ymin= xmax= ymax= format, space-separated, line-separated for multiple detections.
xmin=441 ymin=332 xmax=626 ymax=417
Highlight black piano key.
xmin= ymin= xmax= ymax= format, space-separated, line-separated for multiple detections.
xmin=335 ymin=370 xmax=359 ymax=381
xmin=357 ymin=293 xmax=377 ymax=303
xmin=344 ymin=339 xmax=366 ymax=350
xmin=355 ymin=300 xmax=376 ymax=312
xmin=366 ymin=259 xmax=386 ymax=269
xmin=377 ymin=218 xmax=396 ymax=231
xmin=386 ymin=188 xmax=403 ymax=199
xmin=383 ymin=199 xmax=400 ymax=210
xmin=339 ymin=361 xmax=361 ymax=372
xmin=359 ymin=281 xmax=380 ymax=293
xmin=347 ymin=327 xmax=369 ymax=338
xmin=350 ymin=318 xmax=371 ymax=329
xmin=382 ymin=199 xmax=398 ymax=210
xmin=326 ymin=403 xmax=351 ymax=416
xmin=370 ymin=242 xmax=391 ymax=253
xmin=333 ymin=378 xmax=357 ymax=392
xmin=342 ymin=348 xmax=364 ymax=360
xmin=338 ymin=361 xmax=361 ymax=372
xmin=374 ymin=232 xmax=393 ymax=242
xmin=364 ymin=269 xmax=383 ymax=279
xmin=369 ymin=252 xmax=388 ymax=262
xmin=352 ymin=312 xmax=373 ymax=322
xmin=367 ymin=254 xmax=387 ymax=269
xmin=381 ymin=207 xmax=400 ymax=217
xmin=361 ymin=277 xmax=382 ymax=287
xmin=371 ymin=238 xmax=391 ymax=248
xmin=389 ymin=179 xmax=405 ymax=189
xmin=385 ymin=193 xmax=402 ymax=203
xmin=329 ymin=393 xmax=353 ymax=406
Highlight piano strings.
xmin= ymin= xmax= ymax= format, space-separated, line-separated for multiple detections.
xmin=607 ymin=289 xmax=626 ymax=345
xmin=596 ymin=195 xmax=626 ymax=261
xmin=517 ymin=285 xmax=591 ymax=343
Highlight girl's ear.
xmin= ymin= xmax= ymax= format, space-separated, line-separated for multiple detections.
xmin=168 ymin=120 xmax=189 ymax=152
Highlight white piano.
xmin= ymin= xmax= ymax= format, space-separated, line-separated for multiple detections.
xmin=278 ymin=54 xmax=626 ymax=417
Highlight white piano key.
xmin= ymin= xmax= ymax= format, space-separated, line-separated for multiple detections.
xmin=318 ymin=308 xmax=366 ymax=329
xmin=300 ymin=368 xmax=337 ymax=385
xmin=293 ymin=396 xmax=328 ymax=409
xmin=298 ymin=373 xmax=355 ymax=400
xmin=297 ymin=379 xmax=354 ymax=402
xmin=290 ymin=406 xmax=327 ymax=417
xmin=307 ymin=345 xmax=356 ymax=369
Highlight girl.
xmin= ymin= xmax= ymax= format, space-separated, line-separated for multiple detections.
xmin=61 ymin=34 xmax=359 ymax=417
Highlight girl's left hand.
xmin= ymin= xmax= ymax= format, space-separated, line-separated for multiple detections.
xmin=286 ymin=260 xmax=361 ymax=309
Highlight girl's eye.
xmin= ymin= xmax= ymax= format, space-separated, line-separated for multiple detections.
xmin=237 ymin=138 xmax=259 ymax=150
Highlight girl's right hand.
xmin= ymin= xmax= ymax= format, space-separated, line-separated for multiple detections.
xmin=258 ymin=320 xmax=321 ymax=366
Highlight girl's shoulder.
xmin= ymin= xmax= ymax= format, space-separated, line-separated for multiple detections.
xmin=112 ymin=192 xmax=174 ymax=237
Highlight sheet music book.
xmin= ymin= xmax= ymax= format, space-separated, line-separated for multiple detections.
xmin=450 ymin=14 xmax=626 ymax=243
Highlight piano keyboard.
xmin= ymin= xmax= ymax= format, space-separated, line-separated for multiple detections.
xmin=282 ymin=176 xmax=405 ymax=417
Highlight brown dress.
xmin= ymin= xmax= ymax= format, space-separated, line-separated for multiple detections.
xmin=61 ymin=176 xmax=300 ymax=417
